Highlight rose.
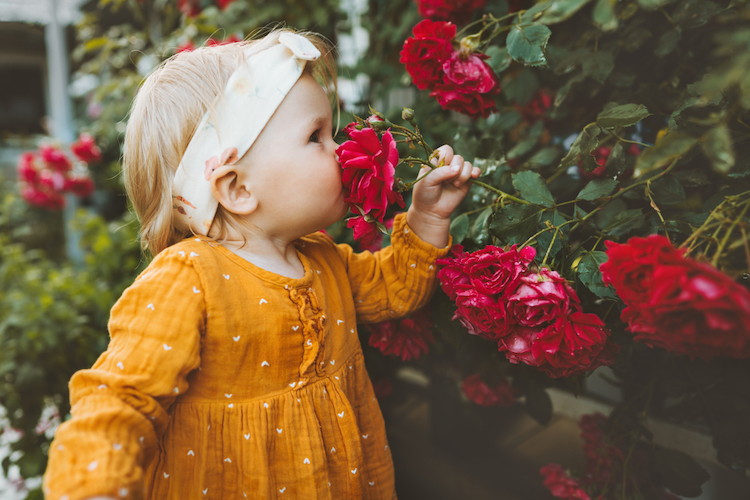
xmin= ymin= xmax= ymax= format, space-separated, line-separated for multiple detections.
xmin=178 ymin=0 xmax=202 ymax=17
xmin=415 ymin=0 xmax=488 ymax=24
xmin=17 ymin=153 xmax=38 ymax=183
xmin=399 ymin=20 xmax=456 ymax=91
xmin=337 ymin=127 xmax=405 ymax=243
xmin=461 ymin=374 xmax=516 ymax=407
xmin=442 ymin=52 xmax=498 ymax=94
xmin=430 ymin=82 xmax=498 ymax=118
xmin=346 ymin=216 xmax=380 ymax=248
xmin=207 ymin=34 xmax=243 ymax=46
xmin=454 ymin=288 xmax=509 ymax=339
xmin=499 ymin=312 xmax=618 ymax=378
xmin=70 ymin=133 xmax=102 ymax=163
xmin=63 ymin=176 xmax=95 ymax=198
xmin=20 ymin=186 xmax=65 ymax=210
xmin=539 ymin=464 xmax=591 ymax=500
xmin=39 ymin=145 xmax=71 ymax=173
xmin=627 ymin=260 xmax=750 ymax=359
xmin=176 ymin=40 xmax=196 ymax=53
xmin=518 ymin=89 xmax=554 ymax=123
xmin=368 ymin=308 xmax=435 ymax=361
xmin=506 ymin=268 xmax=578 ymax=327
xmin=600 ymin=235 xmax=684 ymax=305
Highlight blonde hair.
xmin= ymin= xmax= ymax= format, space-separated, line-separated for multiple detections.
xmin=123 ymin=29 xmax=338 ymax=256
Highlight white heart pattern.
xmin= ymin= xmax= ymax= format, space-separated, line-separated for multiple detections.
xmin=259 ymin=298 xmax=268 ymax=305
xmin=303 ymin=458 xmax=310 ymax=464
xmin=362 ymin=434 xmax=369 ymax=439
xmin=263 ymin=402 xmax=269 ymax=408
xmin=116 ymin=361 xmax=124 ymax=370
xmin=330 ymin=359 xmax=335 ymax=365
xmin=224 ymin=458 xmax=231 ymax=463
xmin=410 ymin=263 xmax=416 ymax=268
xmin=163 ymin=472 xmax=169 ymax=478
xmin=337 ymin=411 xmax=344 ymax=418
xmin=178 ymin=251 xmax=185 ymax=257
xmin=188 ymin=450 xmax=195 ymax=456
xmin=88 ymin=461 xmax=98 ymax=471
xmin=173 ymin=387 xmax=179 ymax=394
xmin=306 ymin=339 xmax=312 ymax=346
xmin=337 ymin=319 xmax=344 ymax=325
xmin=190 ymin=252 xmax=199 ymax=257
xmin=119 ymin=487 xmax=129 ymax=497
xmin=233 ymin=336 xmax=240 ymax=342
xmin=369 ymin=482 xmax=375 ymax=486
xmin=113 ymin=443 xmax=122 ymax=451
xmin=279 ymin=487 xmax=286 ymax=493
xmin=163 ymin=344 xmax=172 ymax=351
xmin=146 ymin=303 xmax=155 ymax=310
xmin=429 ymin=265 xmax=434 ymax=270
xmin=331 ymin=447 xmax=336 ymax=453
xmin=202 ymin=489 xmax=208 ymax=495
xmin=98 ymin=384 xmax=107 ymax=390
xmin=276 ymin=428 xmax=283 ymax=434
xmin=225 ymin=394 xmax=232 ymax=398
xmin=292 ymin=325 xmax=299 ymax=331
xmin=227 ymin=403 xmax=234 ymax=408
xmin=289 ymin=382 xmax=296 ymax=388
xmin=244 ymin=434 xmax=250 ymax=440
xmin=351 ymin=468 xmax=357 ymax=474
xmin=223 ymin=274 xmax=230 ymax=279
xmin=261 ymin=361 xmax=269 ymax=367
xmin=193 ymin=286 xmax=201 ymax=294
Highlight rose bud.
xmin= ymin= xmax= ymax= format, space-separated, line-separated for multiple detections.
xmin=401 ymin=107 xmax=416 ymax=122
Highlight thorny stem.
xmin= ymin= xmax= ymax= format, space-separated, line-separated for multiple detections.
xmin=741 ymin=227 xmax=750 ymax=275
xmin=609 ymin=131 xmax=651 ymax=149
xmin=712 ymin=197 xmax=750 ymax=267
xmin=541 ymin=227 xmax=559 ymax=266
xmin=646 ymin=182 xmax=671 ymax=244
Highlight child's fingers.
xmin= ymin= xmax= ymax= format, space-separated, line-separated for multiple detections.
xmin=451 ymin=161 xmax=474 ymax=188
xmin=430 ymin=145 xmax=454 ymax=167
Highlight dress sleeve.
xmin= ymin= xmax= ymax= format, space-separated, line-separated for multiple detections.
xmin=335 ymin=213 xmax=451 ymax=324
xmin=43 ymin=249 xmax=206 ymax=500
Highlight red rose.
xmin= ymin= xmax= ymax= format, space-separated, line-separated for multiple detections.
xmin=346 ymin=216 xmax=380 ymax=249
xmin=453 ymin=287 xmax=509 ymax=339
xmin=629 ymin=260 xmax=750 ymax=359
xmin=63 ymin=176 xmax=95 ymax=198
xmin=176 ymin=40 xmax=196 ymax=53
xmin=430 ymin=81 xmax=498 ymax=118
xmin=506 ymin=268 xmax=578 ymax=328
xmin=215 ymin=0 xmax=236 ymax=9
xmin=579 ymin=413 xmax=624 ymax=490
xmin=368 ymin=308 xmax=435 ymax=361
xmin=70 ymin=133 xmax=102 ymax=163
xmin=39 ymin=145 xmax=71 ymax=173
xmin=415 ymin=0 xmax=488 ymax=24
xmin=528 ymin=311 xmax=619 ymax=378
xmin=540 ymin=464 xmax=591 ymax=500
xmin=21 ymin=186 xmax=65 ymax=210
xmin=461 ymin=374 xmax=516 ymax=407
xmin=178 ymin=0 xmax=202 ymax=17
xmin=600 ymin=235 xmax=684 ymax=305
xmin=207 ymin=34 xmax=242 ymax=46
xmin=518 ymin=89 xmax=554 ymax=123
xmin=399 ymin=20 xmax=456 ymax=91
xmin=17 ymin=152 xmax=39 ymax=184
xmin=442 ymin=52 xmax=498 ymax=94
xmin=363 ymin=215 xmax=397 ymax=252
xmin=337 ymin=127 xmax=405 ymax=228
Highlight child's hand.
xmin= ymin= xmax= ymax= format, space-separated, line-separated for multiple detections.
xmin=406 ymin=145 xmax=481 ymax=248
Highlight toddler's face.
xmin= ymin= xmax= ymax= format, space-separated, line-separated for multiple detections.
xmin=236 ymin=74 xmax=347 ymax=238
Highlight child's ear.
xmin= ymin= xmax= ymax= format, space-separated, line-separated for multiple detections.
xmin=209 ymin=165 xmax=258 ymax=215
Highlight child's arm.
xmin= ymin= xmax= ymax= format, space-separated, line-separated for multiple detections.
xmin=332 ymin=145 xmax=478 ymax=323
xmin=406 ymin=145 xmax=480 ymax=248
xmin=43 ymin=250 xmax=205 ymax=500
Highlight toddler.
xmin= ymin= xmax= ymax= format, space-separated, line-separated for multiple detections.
xmin=44 ymin=29 xmax=479 ymax=500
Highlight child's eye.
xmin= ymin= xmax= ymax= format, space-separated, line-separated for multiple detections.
xmin=309 ymin=131 xmax=320 ymax=143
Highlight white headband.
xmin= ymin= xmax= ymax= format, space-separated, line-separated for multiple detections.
xmin=171 ymin=32 xmax=321 ymax=235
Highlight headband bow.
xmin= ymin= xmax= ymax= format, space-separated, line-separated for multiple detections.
xmin=172 ymin=32 xmax=321 ymax=235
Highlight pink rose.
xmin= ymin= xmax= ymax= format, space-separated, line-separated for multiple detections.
xmin=540 ymin=464 xmax=591 ymax=500
xmin=70 ymin=133 xmax=102 ymax=163
xmin=506 ymin=268 xmax=578 ymax=327
xmin=39 ymin=145 xmax=71 ymax=173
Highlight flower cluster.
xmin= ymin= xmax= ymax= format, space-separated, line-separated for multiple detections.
xmin=367 ymin=308 xmax=435 ymax=361
xmin=601 ymin=235 xmax=750 ymax=359
xmin=336 ymin=125 xmax=405 ymax=246
xmin=17 ymin=135 xmax=98 ymax=210
xmin=177 ymin=0 xmax=235 ymax=17
xmin=461 ymin=373 xmax=516 ymax=407
xmin=437 ymin=245 xmax=618 ymax=378
xmin=539 ymin=464 xmax=590 ymax=500
xmin=415 ymin=0 xmax=488 ymax=25
xmin=176 ymin=35 xmax=243 ymax=54
xmin=400 ymin=20 xmax=500 ymax=119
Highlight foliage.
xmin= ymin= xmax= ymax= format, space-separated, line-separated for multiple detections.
xmin=354 ymin=0 xmax=750 ymax=496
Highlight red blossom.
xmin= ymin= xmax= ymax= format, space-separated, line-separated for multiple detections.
xmin=17 ymin=152 xmax=39 ymax=183
xmin=506 ymin=268 xmax=578 ymax=328
xmin=430 ymin=52 xmax=500 ymax=118
xmin=346 ymin=216 xmax=380 ymax=248
xmin=207 ymin=34 xmax=243 ymax=46
xmin=372 ymin=378 xmax=394 ymax=398
xmin=540 ymin=464 xmax=591 ymax=500
xmin=176 ymin=40 xmax=196 ymax=53
xmin=63 ymin=176 xmax=95 ymax=198
xmin=39 ymin=145 xmax=71 ymax=173
xmin=518 ymin=89 xmax=554 ymax=123
xmin=337 ymin=127 xmax=404 ymax=243
xmin=415 ymin=0 xmax=488 ymax=24
xmin=461 ymin=374 xmax=516 ymax=407
xmin=215 ymin=0 xmax=236 ymax=9
xmin=400 ymin=20 xmax=457 ymax=91
xmin=368 ymin=308 xmax=435 ymax=361
xmin=21 ymin=185 xmax=66 ymax=210
xmin=70 ymin=133 xmax=102 ymax=163
xmin=178 ymin=0 xmax=202 ymax=17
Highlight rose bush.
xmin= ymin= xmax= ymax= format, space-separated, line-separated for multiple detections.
xmin=460 ymin=373 xmax=515 ymax=407
xmin=367 ymin=307 xmax=435 ymax=361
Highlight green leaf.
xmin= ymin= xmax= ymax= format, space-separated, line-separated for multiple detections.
xmin=637 ymin=0 xmax=675 ymax=9
xmin=650 ymin=175 xmax=686 ymax=205
xmin=470 ymin=206 xmax=494 ymax=241
xmin=654 ymin=447 xmax=711 ymax=497
xmin=578 ymin=251 xmax=618 ymax=299
xmin=489 ymin=204 xmax=544 ymax=244
xmin=605 ymin=142 xmax=627 ymax=176
xmin=524 ymin=382 xmax=553 ymax=425
xmin=634 ymin=133 xmax=698 ymax=177
xmin=701 ymin=125 xmax=735 ymax=174
xmin=582 ymin=50 xmax=615 ymax=83
xmin=485 ymin=45 xmax=513 ymax=74
xmin=526 ymin=147 xmax=561 ymax=168
xmin=473 ymin=157 xmax=509 ymax=177
xmin=537 ymin=210 xmax=569 ymax=261
xmin=655 ymin=28 xmax=682 ymax=58
xmin=512 ymin=171 xmax=555 ymax=207
xmin=506 ymin=23 xmax=552 ymax=67
xmin=577 ymin=179 xmax=619 ymax=201
xmin=502 ymin=69 xmax=540 ymax=105
xmin=603 ymin=208 xmax=644 ymax=232
xmin=450 ymin=213 xmax=470 ymax=244
xmin=559 ymin=124 xmax=601 ymax=169
xmin=593 ymin=0 xmax=619 ymax=32
xmin=596 ymin=103 xmax=652 ymax=128
xmin=539 ymin=0 xmax=596 ymax=24
xmin=507 ymin=121 xmax=545 ymax=160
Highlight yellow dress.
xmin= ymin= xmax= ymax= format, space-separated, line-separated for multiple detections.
xmin=44 ymin=214 xmax=449 ymax=500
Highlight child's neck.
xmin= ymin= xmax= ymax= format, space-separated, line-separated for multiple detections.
xmin=215 ymin=229 xmax=306 ymax=280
